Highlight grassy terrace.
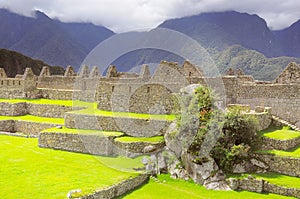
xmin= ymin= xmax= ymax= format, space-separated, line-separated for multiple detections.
xmin=124 ymin=174 xmax=293 ymax=199
xmin=259 ymin=144 xmax=300 ymax=158
xmin=0 ymin=115 xmax=64 ymax=125
xmin=231 ymin=173 xmax=300 ymax=190
xmin=70 ymin=108 xmax=176 ymax=121
xmin=42 ymin=127 xmax=124 ymax=137
xmin=0 ymin=98 xmax=176 ymax=121
xmin=0 ymin=135 xmax=143 ymax=199
xmin=115 ymin=136 xmax=164 ymax=143
xmin=259 ymin=126 xmax=300 ymax=140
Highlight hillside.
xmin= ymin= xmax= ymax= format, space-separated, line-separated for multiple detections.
xmin=0 ymin=9 xmax=114 ymax=69
xmin=0 ymin=48 xmax=64 ymax=77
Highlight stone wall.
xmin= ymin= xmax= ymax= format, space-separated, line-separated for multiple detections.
xmin=37 ymin=76 xmax=76 ymax=90
xmin=78 ymin=174 xmax=149 ymax=199
xmin=27 ymin=104 xmax=73 ymax=118
xmin=40 ymin=88 xmax=75 ymax=100
xmin=228 ymin=177 xmax=300 ymax=198
xmin=113 ymin=139 xmax=165 ymax=155
xmin=0 ymin=120 xmax=15 ymax=132
xmin=256 ymin=154 xmax=300 ymax=177
xmin=0 ymin=102 xmax=74 ymax=118
xmin=0 ymin=102 xmax=27 ymax=116
xmin=261 ymin=136 xmax=300 ymax=151
xmin=14 ymin=121 xmax=57 ymax=136
xmin=64 ymin=113 xmax=172 ymax=137
xmin=39 ymin=132 xmax=118 ymax=156
xmin=236 ymin=84 xmax=300 ymax=123
xmin=264 ymin=182 xmax=300 ymax=198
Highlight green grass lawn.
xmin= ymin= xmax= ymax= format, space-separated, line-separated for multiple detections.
xmin=115 ymin=136 xmax=164 ymax=143
xmin=259 ymin=144 xmax=300 ymax=158
xmin=0 ymin=135 xmax=142 ymax=199
xmin=42 ymin=126 xmax=124 ymax=137
xmin=0 ymin=115 xmax=64 ymax=124
xmin=259 ymin=126 xmax=300 ymax=140
xmin=123 ymin=174 xmax=293 ymax=199
xmin=231 ymin=173 xmax=300 ymax=189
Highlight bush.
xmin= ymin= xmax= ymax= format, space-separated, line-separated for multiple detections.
xmin=211 ymin=107 xmax=259 ymax=173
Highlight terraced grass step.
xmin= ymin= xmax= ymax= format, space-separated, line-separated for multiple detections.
xmin=229 ymin=173 xmax=300 ymax=198
xmin=259 ymin=126 xmax=300 ymax=150
xmin=39 ymin=127 xmax=124 ymax=156
xmin=114 ymin=136 xmax=165 ymax=155
xmin=39 ymin=127 xmax=166 ymax=157
xmin=255 ymin=145 xmax=300 ymax=177
xmin=65 ymin=111 xmax=174 ymax=137
xmin=0 ymin=98 xmax=95 ymax=118
xmin=0 ymin=115 xmax=64 ymax=136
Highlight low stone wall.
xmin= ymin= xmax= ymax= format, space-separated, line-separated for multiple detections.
xmin=113 ymin=139 xmax=165 ymax=155
xmin=264 ymin=182 xmax=300 ymax=198
xmin=65 ymin=113 xmax=172 ymax=137
xmin=0 ymin=102 xmax=27 ymax=116
xmin=78 ymin=174 xmax=149 ymax=199
xmin=27 ymin=104 xmax=73 ymax=118
xmin=0 ymin=120 xmax=15 ymax=132
xmin=14 ymin=121 xmax=57 ymax=136
xmin=256 ymin=154 xmax=300 ymax=177
xmin=40 ymin=89 xmax=74 ymax=100
xmin=39 ymin=132 xmax=118 ymax=156
xmin=228 ymin=177 xmax=300 ymax=198
xmin=261 ymin=136 xmax=300 ymax=151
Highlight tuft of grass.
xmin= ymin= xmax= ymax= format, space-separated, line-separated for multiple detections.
xmin=258 ymin=126 xmax=300 ymax=140
xmin=0 ymin=115 xmax=64 ymax=125
xmin=259 ymin=144 xmax=300 ymax=158
xmin=231 ymin=173 xmax=300 ymax=189
xmin=0 ymin=135 xmax=140 ymax=199
xmin=115 ymin=136 xmax=164 ymax=143
xmin=42 ymin=127 xmax=124 ymax=137
xmin=123 ymin=174 xmax=293 ymax=199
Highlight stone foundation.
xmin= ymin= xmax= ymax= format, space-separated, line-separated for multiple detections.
xmin=228 ymin=177 xmax=300 ymax=198
xmin=39 ymin=132 xmax=119 ymax=156
xmin=256 ymin=154 xmax=300 ymax=177
xmin=78 ymin=174 xmax=149 ymax=199
xmin=261 ymin=136 xmax=300 ymax=151
xmin=64 ymin=113 xmax=171 ymax=137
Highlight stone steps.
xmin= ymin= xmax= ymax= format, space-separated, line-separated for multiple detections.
xmin=272 ymin=115 xmax=300 ymax=131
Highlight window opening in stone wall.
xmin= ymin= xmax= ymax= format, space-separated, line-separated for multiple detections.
xmin=1 ymin=80 xmax=3 ymax=85
xmin=129 ymin=86 xmax=132 ymax=92
xmin=147 ymin=86 xmax=150 ymax=93
xmin=112 ymin=86 xmax=115 ymax=92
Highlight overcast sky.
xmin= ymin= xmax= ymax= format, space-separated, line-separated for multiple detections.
xmin=0 ymin=0 xmax=300 ymax=32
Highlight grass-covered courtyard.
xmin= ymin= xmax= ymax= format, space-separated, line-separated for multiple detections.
xmin=0 ymin=135 xmax=142 ymax=199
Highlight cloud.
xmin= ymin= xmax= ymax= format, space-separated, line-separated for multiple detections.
xmin=0 ymin=0 xmax=300 ymax=32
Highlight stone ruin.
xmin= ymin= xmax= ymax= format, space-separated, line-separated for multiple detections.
xmin=0 ymin=61 xmax=300 ymax=197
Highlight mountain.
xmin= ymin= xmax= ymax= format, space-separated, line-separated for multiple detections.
xmin=0 ymin=9 xmax=114 ymax=69
xmin=0 ymin=48 xmax=64 ymax=77
xmin=111 ymin=11 xmax=300 ymax=81
xmin=274 ymin=20 xmax=300 ymax=58
xmin=159 ymin=11 xmax=283 ymax=57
